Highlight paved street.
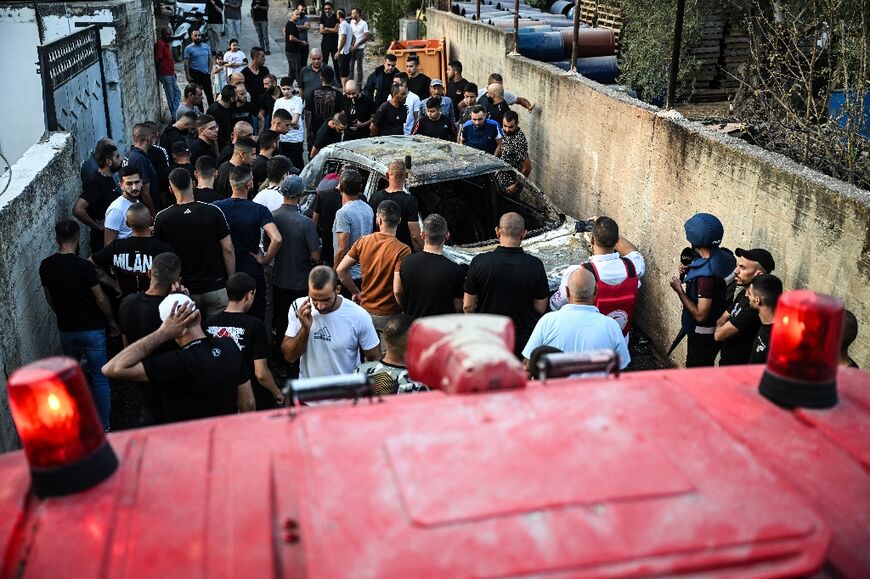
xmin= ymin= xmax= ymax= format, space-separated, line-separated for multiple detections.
xmin=166 ymin=3 xmax=376 ymax=100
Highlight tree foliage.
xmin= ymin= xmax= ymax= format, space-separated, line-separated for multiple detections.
xmin=617 ymin=0 xmax=712 ymax=102
xmin=358 ymin=0 xmax=419 ymax=48
xmin=733 ymin=0 xmax=869 ymax=188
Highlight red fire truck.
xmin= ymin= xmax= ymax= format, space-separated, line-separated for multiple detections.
xmin=0 ymin=290 xmax=867 ymax=578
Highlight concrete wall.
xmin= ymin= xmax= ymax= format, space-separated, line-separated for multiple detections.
xmin=429 ymin=10 xmax=870 ymax=367
xmin=0 ymin=0 xmax=159 ymax=166
xmin=0 ymin=134 xmax=79 ymax=452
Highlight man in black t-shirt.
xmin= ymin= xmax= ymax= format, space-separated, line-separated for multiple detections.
xmin=312 ymin=173 xmax=341 ymax=265
xmin=446 ymin=60 xmax=468 ymax=117
xmin=104 ymin=293 xmax=254 ymax=423
xmin=304 ymin=67 xmax=343 ymax=149
xmin=463 ymin=212 xmax=550 ymax=357
xmin=207 ymin=85 xmax=239 ymax=151
xmin=485 ymin=83 xmax=512 ymax=125
xmin=206 ymin=273 xmax=285 ymax=410
xmin=215 ymin=134 xmax=256 ymax=198
xmin=190 ymin=114 xmax=220 ymax=165
xmin=715 ymin=248 xmax=775 ymax=365
xmin=396 ymin=214 xmax=465 ymax=318
xmin=91 ymin=203 xmax=174 ymax=297
xmin=367 ymin=159 xmax=421 ymax=251
xmin=371 ymin=84 xmax=408 ymax=137
xmin=193 ymin=155 xmax=220 ymax=202
xmin=118 ymin=252 xmax=183 ymax=424
xmin=205 ymin=0 xmax=224 ymax=56
xmin=412 ymin=97 xmax=457 ymax=142
xmin=40 ymin=220 xmax=118 ymax=430
xmin=310 ymin=112 xmax=347 ymax=158
xmin=405 ymin=55 xmax=431 ymax=101
xmin=342 ymin=80 xmax=375 ymax=140
xmin=284 ymin=8 xmax=306 ymax=86
xmin=319 ymin=2 xmax=339 ymax=72
xmin=73 ymin=142 xmax=121 ymax=252
xmin=747 ymin=274 xmax=782 ymax=364
xmin=154 ymin=168 xmax=235 ymax=317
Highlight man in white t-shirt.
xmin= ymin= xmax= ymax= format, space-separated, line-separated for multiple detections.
xmin=336 ymin=9 xmax=354 ymax=88
xmin=104 ymin=166 xmax=143 ymax=245
xmin=282 ymin=266 xmax=381 ymax=378
xmin=348 ymin=9 xmax=370 ymax=85
xmin=273 ymin=79 xmax=306 ymax=171
xmin=550 ymin=216 xmax=645 ymax=342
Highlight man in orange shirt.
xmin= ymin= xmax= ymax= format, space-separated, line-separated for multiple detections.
xmin=336 ymin=200 xmax=411 ymax=331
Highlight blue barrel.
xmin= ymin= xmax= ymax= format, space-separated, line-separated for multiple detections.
xmin=550 ymin=0 xmax=574 ymax=15
xmin=516 ymin=25 xmax=556 ymax=33
xmin=828 ymin=89 xmax=870 ymax=138
xmin=517 ymin=31 xmax=565 ymax=61
xmin=552 ymin=56 xmax=619 ymax=83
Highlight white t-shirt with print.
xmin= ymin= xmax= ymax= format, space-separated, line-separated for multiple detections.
xmin=224 ymin=50 xmax=247 ymax=75
xmin=286 ymin=296 xmax=380 ymax=378
xmin=274 ymin=96 xmax=305 ymax=143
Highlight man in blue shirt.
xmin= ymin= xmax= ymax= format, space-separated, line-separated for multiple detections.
xmin=460 ymin=105 xmax=503 ymax=156
xmin=522 ymin=267 xmax=631 ymax=370
xmin=213 ymin=165 xmax=283 ymax=321
xmin=183 ymin=29 xmax=214 ymax=105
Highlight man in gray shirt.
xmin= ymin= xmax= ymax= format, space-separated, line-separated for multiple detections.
xmin=271 ymin=175 xmax=320 ymax=365
xmin=332 ymin=168 xmax=373 ymax=284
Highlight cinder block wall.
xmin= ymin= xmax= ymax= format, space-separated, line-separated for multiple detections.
xmin=0 ymin=134 xmax=79 ymax=452
xmin=429 ymin=11 xmax=870 ymax=367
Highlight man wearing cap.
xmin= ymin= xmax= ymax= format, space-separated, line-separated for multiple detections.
xmin=271 ymin=174 xmax=320 ymax=375
xmin=715 ymin=248 xmax=775 ymax=365
xmin=103 ymin=294 xmax=255 ymax=422
xmin=417 ymin=79 xmax=455 ymax=125
xmin=669 ymin=213 xmax=736 ymax=367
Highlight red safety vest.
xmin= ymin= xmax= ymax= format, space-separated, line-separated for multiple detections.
xmin=582 ymin=258 xmax=638 ymax=336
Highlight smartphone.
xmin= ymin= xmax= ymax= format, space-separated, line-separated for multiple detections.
xmin=575 ymin=220 xmax=594 ymax=233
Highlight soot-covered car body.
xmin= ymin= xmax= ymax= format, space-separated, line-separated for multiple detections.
xmin=299 ymin=135 xmax=588 ymax=289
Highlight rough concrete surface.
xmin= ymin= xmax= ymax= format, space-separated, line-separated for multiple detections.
xmin=428 ymin=10 xmax=870 ymax=368
xmin=0 ymin=134 xmax=79 ymax=452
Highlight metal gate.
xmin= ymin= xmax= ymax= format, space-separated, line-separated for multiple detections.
xmin=37 ymin=26 xmax=112 ymax=167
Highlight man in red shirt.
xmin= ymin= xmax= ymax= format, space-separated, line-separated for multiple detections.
xmin=155 ymin=26 xmax=181 ymax=121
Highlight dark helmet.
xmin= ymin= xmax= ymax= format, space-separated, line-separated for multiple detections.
xmin=684 ymin=213 xmax=724 ymax=247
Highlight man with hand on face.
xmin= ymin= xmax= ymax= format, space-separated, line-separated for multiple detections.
xmin=103 ymin=294 xmax=255 ymax=422
xmin=281 ymin=266 xmax=381 ymax=378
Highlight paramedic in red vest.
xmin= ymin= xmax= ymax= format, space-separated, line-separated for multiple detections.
xmin=549 ymin=216 xmax=645 ymax=341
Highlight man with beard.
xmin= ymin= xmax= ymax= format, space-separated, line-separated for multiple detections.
xmin=183 ymin=29 xmax=214 ymax=105
xmin=363 ymin=53 xmax=397 ymax=107
xmin=74 ymin=142 xmax=121 ymax=252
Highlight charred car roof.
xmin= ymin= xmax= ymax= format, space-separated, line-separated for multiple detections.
xmin=320 ymin=135 xmax=510 ymax=185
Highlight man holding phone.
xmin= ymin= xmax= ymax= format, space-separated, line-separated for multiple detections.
xmin=281 ymin=266 xmax=381 ymax=378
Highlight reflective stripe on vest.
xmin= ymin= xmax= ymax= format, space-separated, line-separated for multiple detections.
xmin=583 ymin=258 xmax=638 ymax=337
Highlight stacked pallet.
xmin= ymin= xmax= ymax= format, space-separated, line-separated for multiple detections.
xmin=574 ymin=1 xmax=623 ymax=49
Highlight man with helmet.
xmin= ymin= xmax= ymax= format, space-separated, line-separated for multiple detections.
xmin=669 ymin=213 xmax=736 ymax=367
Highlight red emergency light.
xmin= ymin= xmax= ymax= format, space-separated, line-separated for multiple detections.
xmin=759 ymin=290 xmax=844 ymax=409
xmin=7 ymin=357 xmax=118 ymax=497
xmin=407 ymin=314 xmax=526 ymax=393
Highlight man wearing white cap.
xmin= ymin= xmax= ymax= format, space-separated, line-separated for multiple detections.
xmin=103 ymin=293 xmax=255 ymax=422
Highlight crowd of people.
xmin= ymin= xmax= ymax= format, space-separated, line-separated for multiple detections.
xmin=38 ymin=16 xmax=861 ymax=432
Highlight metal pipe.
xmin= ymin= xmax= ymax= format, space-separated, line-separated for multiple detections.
xmin=514 ymin=0 xmax=519 ymax=43
xmin=476 ymin=0 xmax=480 ymax=22
xmin=666 ymin=0 xmax=686 ymax=109
xmin=570 ymin=0 xmax=580 ymax=71
xmin=95 ymin=32 xmax=113 ymax=139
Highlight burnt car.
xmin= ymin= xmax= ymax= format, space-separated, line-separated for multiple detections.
xmin=299 ymin=135 xmax=588 ymax=289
